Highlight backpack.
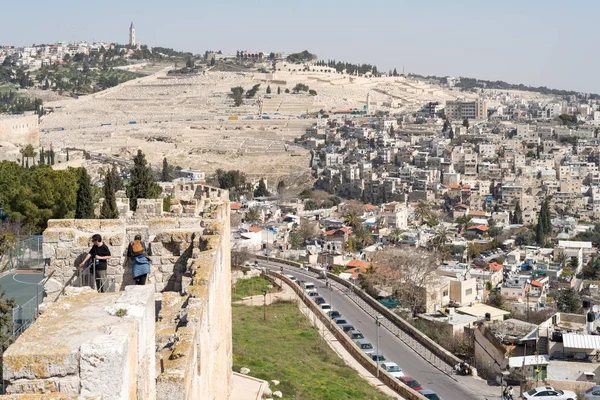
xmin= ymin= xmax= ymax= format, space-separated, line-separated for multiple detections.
xmin=130 ymin=240 xmax=146 ymax=257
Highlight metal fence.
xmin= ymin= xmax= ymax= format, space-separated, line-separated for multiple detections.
xmin=77 ymin=262 xmax=116 ymax=293
xmin=1 ymin=235 xmax=44 ymax=274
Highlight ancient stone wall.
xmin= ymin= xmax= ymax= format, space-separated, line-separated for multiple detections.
xmin=0 ymin=114 xmax=40 ymax=162
xmin=3 ymin=184 xmax=233 ymax=399
xmin=2 ymin=285 xmax=156 ymax=399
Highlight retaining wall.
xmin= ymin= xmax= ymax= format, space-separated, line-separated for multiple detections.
xmin=272 ymin=271 xmax=427 ymax=400
xmin=258 ymin=256 xmax=469 ymax=374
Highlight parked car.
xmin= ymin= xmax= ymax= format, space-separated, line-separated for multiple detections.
xmin=314 ymin=296 xmax=326 ymax=305
xmin=399 ymin=377 xmax=423 ymax=391
xmin=418 ymin=389 xmax=441 ymax=400
xmin=354 ymin=339 xmax=375 ymax=354
xmin=348 ymin=330 xmax=364 ymax=340
xmin=298 ymin=280 xmax=305 ymax=286
xmin=333 ymin=317 xmax=348 ymax=325
xmin=307 ymin=291 xmax=319 ymax=298
xmin=379 ymin=362 xmax=404 ymax=378
xmin=371 ymin=353 xmax=386 ymax=362
xmin=303 ymin=282 xmax=316 ymax=291
xmin=583 ymin=386 xmax=600 ymax=399
xmin=284 ymin=274 xmax=297 ymax=282
xmin=340 ymin=324 xmax=355 ymax=333
xmin=320 ymin=303 xmax=331 ymax=311
xmin=328 ymin=310 xmax=341 ymax=319
xmin=523 ymin=386 xmax=577 ymax=400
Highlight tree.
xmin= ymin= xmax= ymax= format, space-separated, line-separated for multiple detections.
xmin=230 ymin=86 xmax=244 ymax=107
xmin=442 ymin=119 xmax=450 ymax=133
xmin=309 ymin=89 xmax=317 ymax=96
xmin=367 ymin=248 xmax=442 ymax=316
xmin=456 ymin=216 xmax=472 ymax=234
xmin=276 ymin=180 xmax=286 ymax=196
xmin=244 ymin=207 xmax=261 ymax=224
xmin=75 ymin=168 xmax=94 ymax=219
xmin=285 ymin=88 xmax=290 ymax=93
xmin=555 ymin=251 xmax=567 ymax=267
xmin=432 ymin=226 xmax=449 ymax=250
xmin=353 ymin=224 xmax=374 ymax=249
xmin=556 ymin=287 xmax=581 ymax=313
xmin=389 ymin=227 xmax=405 ymax=244
xmin=126 ymin=150 xmax=162 ymax=211
xmin=161 ymin=157 xmax=171 ymax=182
xmin=462 ymin=118 xmax=470 ymax=131
xmin=266 ymin=85 xmax=271 ymax=94
xmin=512 ymin=201 xmax=523 ymax=224
xmin=0 ymin=288 xmax=16 ymax=345
xmin=448 ymin=127 xmax=454 ymax=140
xmin=344 ymin=210 xmax=360 ymax=228
xmin=99 ymin=171 xmax=119 ymax=219
xmin=39 ymin=147 xmax=45 ymax=165
xmin=277 ymin=86 xmax=281 ymax=95
xmin=414 ymin=200 xmax=431 ymax=224
xmin=487 ymin=292 xmax=505 ymax=309
xmin=110 ymin=166 xmax=123 ymax=192
xmin=254 ymin=178 xmax=269 ymax=197
xmin=515 ymin=229 xmax=536 ymax=246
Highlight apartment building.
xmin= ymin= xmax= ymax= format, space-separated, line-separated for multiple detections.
xmin=445 ymin=99 xmax=487 ymax=120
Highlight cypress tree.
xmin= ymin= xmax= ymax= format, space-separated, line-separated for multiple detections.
xmin=111 ymin=166 xmax=123 ymax=191
xmin=99 ymin=171 xmax=119 ymax=219
xmin=513 ymin=201 xmax=523 ymax=224
xmin=39 ymin=147 xmax=45 ymax=165
xmin=543 ymin=198 xmax=552 ymax=235
xmin=50 ymin=148 xmax=55 ymax=165
xmin=66 ymin=148 xmax=69 ymax=162
xmin=253 ymin=178 xmax=269 ymax=197
xmin=75 ymin=168 xmax=94 ymax=219
xmin=536 ymin=210 xmax=546 ymax=245
xmin=126 ymin=150 xmax=162 ymax=211
xmin=161 ymin=157 xmax=171 ymax=182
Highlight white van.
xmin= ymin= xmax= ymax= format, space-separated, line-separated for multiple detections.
xmin=303 ymin=282 xmax=316 ymax=291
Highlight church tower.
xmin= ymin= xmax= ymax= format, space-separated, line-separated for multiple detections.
xmin=129 ymin=22 xmax=136 ymax=46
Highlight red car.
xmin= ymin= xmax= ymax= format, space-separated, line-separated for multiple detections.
xmin=399 ymin=376 xmax=423 ymax=391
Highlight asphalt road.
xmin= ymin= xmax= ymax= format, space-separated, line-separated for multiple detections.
xmin=262 ymin=262 xmax=500 ymax=400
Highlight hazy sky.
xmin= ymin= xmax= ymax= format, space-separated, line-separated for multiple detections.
xmin=2 ymin=0 xmax=597 ymax=93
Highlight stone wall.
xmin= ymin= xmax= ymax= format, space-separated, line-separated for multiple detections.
xmin=0 ymin=114 xmax=40 ymax=163
xmin=2 ymin=184 xmax=233 ymax=399
xmin=2 ymin=285 xmax=156 ymax=399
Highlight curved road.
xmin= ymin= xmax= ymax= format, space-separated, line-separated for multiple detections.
xmin=260 ymin=261 xmax=500 ymax=400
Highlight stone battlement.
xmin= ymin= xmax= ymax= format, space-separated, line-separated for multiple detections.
xmin=2 ymin=184 xmax=233 ymax=399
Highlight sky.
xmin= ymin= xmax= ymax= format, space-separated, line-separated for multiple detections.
xmin=2 ymin=0 xmax=598 ymax=93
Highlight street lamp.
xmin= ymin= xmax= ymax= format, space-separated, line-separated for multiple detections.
xmin=329 ymin=284 xmax=334 ymax=330
xmin=375 ymin=315 xmax=381 ymax=378
xmin=263 ymin=290 xmax=267 ymax=322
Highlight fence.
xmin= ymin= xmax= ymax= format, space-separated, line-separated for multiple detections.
xmin=1 ymin=235 xmax=44 ymax=274
xmin=77 ymin=262 xmax=116 ymax=293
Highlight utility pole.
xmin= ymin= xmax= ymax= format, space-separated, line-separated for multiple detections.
xmin=263 ymin=290 xmax=267 ymax=322
xmin=329 ymin=284 xmax=333 ymax=330
xmin=375 ymin=315 xmax=381 ymax=378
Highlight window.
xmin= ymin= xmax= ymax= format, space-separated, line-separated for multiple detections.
xmin=465 ymin=288 xmax=473 ymax=296
xmin=442 ymin=290 xmax=448 ymax=297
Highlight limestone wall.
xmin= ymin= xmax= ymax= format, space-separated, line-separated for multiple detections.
xmin=3 ymin=185 xmax=233 ymax=400
xmin=0 ymin=114 xmax=40 ymax=162
xmin=2 ymin=285 xmax=156 ymax=399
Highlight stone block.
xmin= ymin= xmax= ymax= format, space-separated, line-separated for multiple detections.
xmin=55 ymin=247 xmax=70 ymax=260
xmin=58 ymin=229 xmax=76 ymax=242
xmin=75 ymin=235 xmax=91 ymax=247
xmin=47 ymin=220 xmax=77 ymax=229
xmin=5 ymin=377 xmax=57 ymax=394
xmin=3 ymin=348 xmax=79 ymax=380
xmin=43 ymin=230 xmax=60 ymax=244
xmin=149 ymin=242 xmax=165 ymax=256
xmin=99 ymin=219 xmax=124 ymax=230
xmin=109 ymin=233 xmax=125 ymax=247
xmin=42 ymin=244 xmax=56 ymax=259
xmin=80 ymin=334 xmax=132 ymax=399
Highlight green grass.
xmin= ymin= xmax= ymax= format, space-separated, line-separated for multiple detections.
xmin=231 ymin=276 xmax=278 ymax=301
xmin=0 ymin=84 xmax=17 ymax=94
xmin=232 ymin=303 xmax=393 ymax=400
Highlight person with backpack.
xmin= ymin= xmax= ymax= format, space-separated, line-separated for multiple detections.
xmin=127 ymin=234 xmax=151 ymax=285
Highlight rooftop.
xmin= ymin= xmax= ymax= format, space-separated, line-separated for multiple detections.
xmin=456 ymin=304 xmax=510 ymax=318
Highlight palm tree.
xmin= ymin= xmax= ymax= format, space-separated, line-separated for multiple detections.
xmin=456 ymin=216 xmax=472 ymax=234
xmin=344 ymin=210 xmax=360 ymax=228
xmin=244 ymin=207 xmax=261 ymax=224
xmin=389 ymin=227 xmax=405 ymax=244
xmin=432 ymin=226 xmax=449 ymax=250
xmin=354 ymin=225 xmax=374 ymax=249
xmin=555 ymin=251 xmax=567 ymax=267
xmin=414 ymin=200 xmax=431 ymax=224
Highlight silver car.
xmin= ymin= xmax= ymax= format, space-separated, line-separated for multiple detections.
xmin=584 ymin=386 xmax=600 ymax=400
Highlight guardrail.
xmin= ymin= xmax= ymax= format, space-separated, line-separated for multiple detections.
xmin=257 ymin=256 xmax=471 ymax=376
xmin=270 ymin=271 xmax=427 ymax=400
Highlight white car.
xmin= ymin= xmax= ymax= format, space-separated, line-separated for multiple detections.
xmin=285 ymin=274 xmax=297 ymax=282
xmin=320 ymin=303 xmax=331 ymax=311
xmin=524 ymin=386 xmax=576 ymax=400
xmin=379 ymin=362 xmax=405 ymax=378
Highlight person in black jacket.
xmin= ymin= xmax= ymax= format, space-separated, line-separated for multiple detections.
xmin=79 ymin=234 xmax=111 ymax=292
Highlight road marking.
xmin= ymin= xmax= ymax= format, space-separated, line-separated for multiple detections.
xmin=12 ymin=274 xmax=43 ymax=286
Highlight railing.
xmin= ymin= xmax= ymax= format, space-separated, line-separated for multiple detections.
xmin=0 ymin=235 xmax=44 ymax=274
xmin=77 ymin=262 xmax=115 ymax=293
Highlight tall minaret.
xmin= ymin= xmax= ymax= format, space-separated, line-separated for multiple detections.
xmin=129 ymin=22 xmax=136 ymax=46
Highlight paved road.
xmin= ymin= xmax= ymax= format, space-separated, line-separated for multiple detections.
xmin=261 ymin=261 xmax=500 ymax=400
